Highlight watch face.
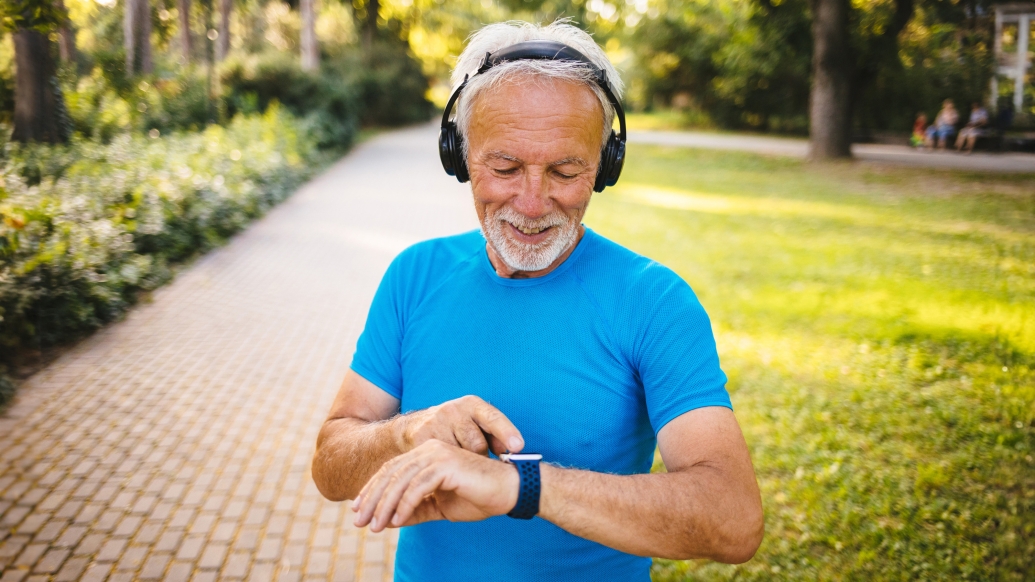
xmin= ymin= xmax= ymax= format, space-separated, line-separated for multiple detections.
xmin=500 ymin=453 xmax=543 ymax=462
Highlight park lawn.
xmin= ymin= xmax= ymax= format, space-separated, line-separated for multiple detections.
xmin=583 ymin=145 xmax=1035 ymax=581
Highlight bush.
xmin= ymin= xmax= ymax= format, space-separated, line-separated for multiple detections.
xmin=0 ymin=107 xmax=323 ymax=399
xmin=334 ymin=36 xmax=435 ymax=127
xmin=65 ymin=67 xmax=212 ymax=141
xmin=220 ymin=51 xmax=360 ymax=150
xmin=220 ymin=40 xmax=431 ymax=144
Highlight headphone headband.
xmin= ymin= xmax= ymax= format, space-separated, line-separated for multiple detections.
xmin=439 ymin=39 xmax=626 ymax=191
xmin=444 ymin=40 xmax=626 ymax=141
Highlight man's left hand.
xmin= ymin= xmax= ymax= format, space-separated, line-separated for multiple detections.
xmin=352 ymin=439 xmax=519 ymax=532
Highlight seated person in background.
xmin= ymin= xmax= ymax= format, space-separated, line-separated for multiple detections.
xmin=911 ymin=112 xmax=928 ymax=147
xmin=955 ymin=102 xmax=989 ymax=153
xmin=924 ymin=99 xmax=958 ymax=150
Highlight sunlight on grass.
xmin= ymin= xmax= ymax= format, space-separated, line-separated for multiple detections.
xmin=584 ymin=145 xmax=1035 ymax=580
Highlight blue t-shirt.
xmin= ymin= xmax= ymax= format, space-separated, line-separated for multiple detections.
xmin=351 ymin=227 xmax=731 ymax=582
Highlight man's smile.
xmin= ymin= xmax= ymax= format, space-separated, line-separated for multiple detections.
xmin=508 ymin=221 xmax=553 ymax=241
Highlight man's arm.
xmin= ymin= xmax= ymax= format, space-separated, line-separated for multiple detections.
xmin=352 ymin=406 xmax=764 ymax=563
xmin=538 ymin=406 xmax=763 ymax=562
xmin=312 ymin=370 xmax=526 ymax=502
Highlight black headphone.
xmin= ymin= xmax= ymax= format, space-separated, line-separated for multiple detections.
xmin=438 ymin=40 xmax=627 ymax=193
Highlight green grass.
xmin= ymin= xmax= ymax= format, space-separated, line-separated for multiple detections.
xmin=584 ymin=146 xmax=1035 ymax=581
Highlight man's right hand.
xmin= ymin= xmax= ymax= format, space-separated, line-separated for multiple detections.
xmin=313 ymin=371 xmax=524 ymax=502
xmin=395 ymin=395 xmax=524 ymax=456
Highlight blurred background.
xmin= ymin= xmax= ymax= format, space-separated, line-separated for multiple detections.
xmin=0 ymin=0 xmax=1033 ymax=580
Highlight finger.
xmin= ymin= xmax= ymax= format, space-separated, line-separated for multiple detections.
xmin=354 ymin=455 xmax=408 ymax=527
xmin=470 ymin=402 xmax=524 ymax=453
xmin=391 ymin=494 xmax=445 ymax=528
xmin=452 ymin=420 xmax=489 ymax=455
xmin=488 ymin=435 xmax=509 ymax=456
xmin=391 ymin=467 xmax=449 ymax=527
xmin=370 ymin=458 xmax=429 ymax=532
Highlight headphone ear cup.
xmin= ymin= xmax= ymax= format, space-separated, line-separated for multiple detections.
xmin=453 ymin=128 xmax=470 ymax=183
xmin=594 ymin=131 xmax=624 ymax=192
xmin=438 ymin=122 xmax=470 ymax=183
xmin=605 ymin=135 xmax=625 ymax=188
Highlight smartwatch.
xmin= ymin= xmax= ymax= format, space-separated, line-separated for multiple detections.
xmin=500 ymin=453 xmax=542 ymax=519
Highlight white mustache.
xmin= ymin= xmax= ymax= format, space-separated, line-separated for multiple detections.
xmin=492 ymin=206 xmax=568 ymax=231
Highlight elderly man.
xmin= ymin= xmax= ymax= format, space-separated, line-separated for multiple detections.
xmin=312 ymin=21 xmax=763 ymax=581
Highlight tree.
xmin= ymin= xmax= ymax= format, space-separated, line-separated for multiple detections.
xmin=55 ymin=0 xmax=76 ymax=64
xmin=1 ymin=0 xmax=70 ymax=143
xmin=216 ymin=0 xmax=231 ymax=61
xmin=124 ymin=0 xmax=153 ymax=74
xmin=364 ymin=0 xmax=378 ymax=48
xmin=300 ymin=0 xmax=318 ymax=70
xmin=178 ymin=0 xmax=192 ymax=63
xmin=808 ymin=0 xmax=852 ymax=158
xmin=807 ymin=0 xmax=915 ymax=158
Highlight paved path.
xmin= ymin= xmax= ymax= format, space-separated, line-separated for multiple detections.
xmin=0 ymin=125 xmax=477 ymax=582
xmin=629 ymin=130 xmax=1035 ymax=173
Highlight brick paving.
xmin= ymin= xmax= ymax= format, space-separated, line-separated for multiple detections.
xmin=0 ymin=125 xmax=478 ymax=582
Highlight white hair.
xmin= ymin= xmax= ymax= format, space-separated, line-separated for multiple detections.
xmin=451 ymin=21 xmax=623 ymax=159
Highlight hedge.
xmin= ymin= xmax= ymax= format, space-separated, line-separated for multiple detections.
xmin=0 ymin=106 xmax=324 ymax=399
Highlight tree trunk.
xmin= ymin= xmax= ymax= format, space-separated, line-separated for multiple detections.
xmin=365 ymin=0 xmax=378 ymax=49
xmin=138 ymin=0 xmax=153 ymax=73
xmin=178 ymin=0 xmax=192 ymax=64
xmin=124 ymin=0 xmax=137 ymax=73
xmin=808 ymin=0 xmax=853 ymax=159
xmin=300 ymin=0 xmax=318 ymax=71
xmin=12 ymin=29 xmax=67 ymax=144
xmin=55 ymin=0 xmax=77 ymax=64
xmin=216 ymin=0 xmax=231 ymax=61
xmin=124 ymin=0 xmax=153 ymax=74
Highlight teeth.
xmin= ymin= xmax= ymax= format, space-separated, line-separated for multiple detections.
xmin=517 ymin=225 xmax=545 ymax=235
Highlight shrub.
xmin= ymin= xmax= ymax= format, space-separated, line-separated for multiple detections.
xmin=334 ymin=37 xmax=434 ymax=127
xmin=0 ymin=107 xmax=323 ymax=400
xmin=65 ymin=67 xmax=212 ymax=141
xmin=220 ymin=51 xmax=359 ymax=150
xmin=220 ymin=41 xmax=431 ymax=144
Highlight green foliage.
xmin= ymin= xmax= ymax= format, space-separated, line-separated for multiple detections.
xmin=0 ymin=0 xmax=67 ymax=33
xmin=0 ymin=107 xmax=324 ymax=395
xmin=585 ymin=145 xmax=1035 ymax=580
xmin=64 ymin=67 xmax=212 ymax=140
xmin=856 ymin=17 xmax=995 ymax=134
xmin=712 ymin=0 xmax=812 ymax=132
xmin=220 ymin=41 xmax=431 ymax=146
xmin=625 ymin=0 xmax=1000 ymax=134
xmin=339 ymin=36 xmax=435 ymax=127
xmin=220 ymin=51 xmax=360 ymax=149
xmin=625 ymin=0 xmax=814 ymax=132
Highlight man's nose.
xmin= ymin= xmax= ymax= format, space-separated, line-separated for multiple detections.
xmin=510 ymin=168 xmax=550 ymax=217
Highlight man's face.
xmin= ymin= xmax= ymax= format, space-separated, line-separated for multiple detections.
xmin=466 ymin=77 xmax=604 ymax=275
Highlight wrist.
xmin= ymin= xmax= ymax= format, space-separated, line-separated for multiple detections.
xmin=537 ymin=463 xmax=559 ymax=520
xmin=501 ymin=460 xmax=520 ymax=515
xmin=500 ymin=453 xmax=542 ymax=519
xmin=391 ymin=413 xmax=413 ymax=453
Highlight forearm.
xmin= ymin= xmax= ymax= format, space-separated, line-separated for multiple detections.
xmin=312 ymin=416 xmax=404 ymax=502
xmin=538 ymin=464 xmax=763 ymax=562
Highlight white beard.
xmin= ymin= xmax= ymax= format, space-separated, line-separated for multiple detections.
xmin=481 ymin=205 xmax=580 ymax=272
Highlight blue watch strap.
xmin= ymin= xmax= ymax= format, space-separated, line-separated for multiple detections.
xmin=501 ymin=454 xmax=542 ymax=520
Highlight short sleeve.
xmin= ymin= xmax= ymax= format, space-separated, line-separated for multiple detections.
xmin=632 ymin=270 xmax=731 ymax=434
xmin=350 ymin=255 xmax=408 ymax=400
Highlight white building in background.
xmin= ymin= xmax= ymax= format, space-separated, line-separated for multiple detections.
xmin=993 ymin=3 xmax=1035 ymax=113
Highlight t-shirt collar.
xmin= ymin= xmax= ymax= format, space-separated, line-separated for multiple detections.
xmin=479 ymin=226 xmax=596 ymax=286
